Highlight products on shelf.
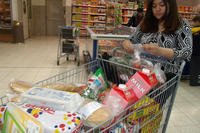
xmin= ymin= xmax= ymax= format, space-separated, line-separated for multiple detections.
xmin=71 ymin=0 xmax=144 ymax=36
xmin=178 ymin=5 xmax=199 ymax=20
xmin=0 ymin=0 xmax=12 ymax=27
xmin=72 ymin=0 xmax=107 ymax=36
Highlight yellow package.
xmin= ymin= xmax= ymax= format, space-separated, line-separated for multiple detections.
xmin=140 ymin=112 xmax=163 ymax=133
xmin=127 ymin=96 xmax=160 ymax=121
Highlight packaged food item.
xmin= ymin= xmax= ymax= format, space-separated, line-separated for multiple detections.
xmin=3 ymin=102 xmax=83 ymax=133
xmin=140 ymin=112 xmax=162 ymax=133
xmin=42 ymin=82 xmax=86 ymax=94
xmin=21 ymin=87 xmax=84 ymax=112
xmin=126 ymin=70 xmax=158 ymax=102
xmin=103 ymin=84 xmax=137 ymax=116
xmin=82 ymin=68 xmax=108 ymax=100
xmin=78 ymin=100 xmax=112 ymax=127
xmin=127 ymin=96 xmax=161 ymax=128
xmin=9 ymin=79 xmax=33 ymax=93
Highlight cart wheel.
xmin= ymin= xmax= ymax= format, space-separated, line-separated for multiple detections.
xmin=57 ymin=60 xmax=59 ymax=66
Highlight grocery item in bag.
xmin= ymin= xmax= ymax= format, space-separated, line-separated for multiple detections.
xmin=42 ymin=82 xmax=86 ymax=94
xmin=82 ymin=68 xmax=108 ymax=100
xmin=78 ymin=100 xmax=112 ymax=127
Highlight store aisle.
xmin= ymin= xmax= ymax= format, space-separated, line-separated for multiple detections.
xmin=0 ymin=37 xmax=200 ymax=132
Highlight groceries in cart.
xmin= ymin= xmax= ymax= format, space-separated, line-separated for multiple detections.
xmin=0 ymin=57 xmax=171 ymax=132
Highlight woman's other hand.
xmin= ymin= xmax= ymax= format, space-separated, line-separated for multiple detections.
xmin=143 ymin=43 xmax=174 ymax=59
xmin=122 ymin=40 xmax=134 ymax=53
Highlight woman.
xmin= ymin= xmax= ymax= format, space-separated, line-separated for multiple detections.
xmin=123 ymin=0 xmax=192 ymax=107
xmin=124 ymin=0 xmax=192 ymax=67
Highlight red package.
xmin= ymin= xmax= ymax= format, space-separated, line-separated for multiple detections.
xmin=126 ymin=71 xmax=158 ymax=101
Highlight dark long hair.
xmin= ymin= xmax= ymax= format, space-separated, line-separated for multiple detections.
xmin=140 ymin=0 xmax=181 ymax=34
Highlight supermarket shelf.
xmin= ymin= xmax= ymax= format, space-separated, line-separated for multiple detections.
xmin=178 ymin=11 xmax=199 ymax=15
xmin=0 ymin=26 xmax=12 ymax=29
xmin=122 ymin=8 xmax=136 ymax=10
xmin=122 ymin=15 xmax=132 ymax=17
xmin=72 ymin=12 xmax=106 ymax=16
xmin=72 ymin=4 xmax=106 ymax=8
xmin=72 ymin=20 xmax=106 ymax=24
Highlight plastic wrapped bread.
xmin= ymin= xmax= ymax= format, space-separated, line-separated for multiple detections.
xmin=42 ymin=83 xmax=86 ymax=94
xmin=21 ymin=87 xmax=84 ymax=113
xmin=78 ymin=100 xmax=112 ymax=127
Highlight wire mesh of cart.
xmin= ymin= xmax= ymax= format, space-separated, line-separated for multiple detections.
xmin=57 ymin=26 xmax=80 ymax=66
xmin=0 ymin=57 xmax=184 ymax=133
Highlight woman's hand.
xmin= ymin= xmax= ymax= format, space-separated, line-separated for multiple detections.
xmin=122 ymin=40 xmax=134 ymax=53
xmin=143 ymin=43 xmax=174 ymax=59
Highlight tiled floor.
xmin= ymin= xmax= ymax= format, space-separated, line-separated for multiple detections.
xmin=0 ymin=36 xmax=200 ymax=132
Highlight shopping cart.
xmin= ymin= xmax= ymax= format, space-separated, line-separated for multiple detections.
xmin=57 ymin=26 xmax=80 ymax=66
xmin=0 ymin=56 xmax=184 ymax=133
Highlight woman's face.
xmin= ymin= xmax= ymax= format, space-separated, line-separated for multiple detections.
xmin=152 ymin=0 xmax=167 ymax=20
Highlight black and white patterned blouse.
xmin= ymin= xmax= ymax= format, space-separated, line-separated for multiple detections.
xmin=130 ymin=19 xmax=193 ymax=73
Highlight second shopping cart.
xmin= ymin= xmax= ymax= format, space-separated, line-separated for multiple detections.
xmin=57 ymin=26 xmax=80 ymax=66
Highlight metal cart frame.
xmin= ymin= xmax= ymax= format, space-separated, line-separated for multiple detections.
xmin=57 ymin=26 xmax=80 ymax=66
xmin=0 ymin=57 xmax=185 ymax=133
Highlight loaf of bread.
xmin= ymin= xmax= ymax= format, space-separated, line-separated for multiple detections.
xmin=42 ymin=83 xmax=86 ymax=94
xmin=9 ymin=79 xmax=33 ymax=93
xmin=78 ymin=100 xmax=112 ymax=127
xmin=86 ymin=107 xmax=111 ymax=127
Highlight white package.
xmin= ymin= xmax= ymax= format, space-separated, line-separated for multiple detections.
xmin=21 ymin=87 xmax=84 ymax=112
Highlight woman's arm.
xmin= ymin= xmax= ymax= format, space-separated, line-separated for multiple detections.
xmin=143 ymin=20 xmax=193 ymax=61
xmin=142 ymin=44 xmax=175 ymax=59
xmin=172 ymin=19 xmax=193 ymax=61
